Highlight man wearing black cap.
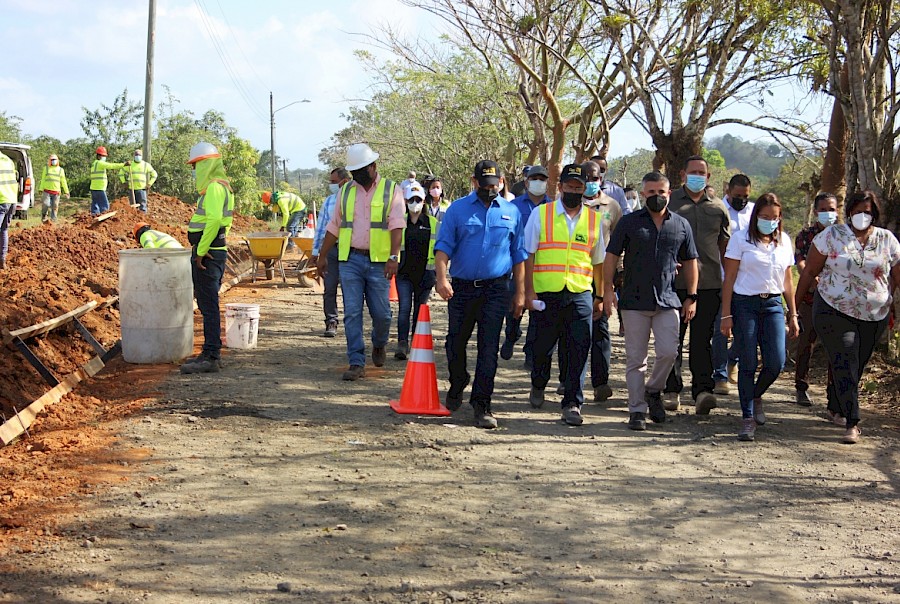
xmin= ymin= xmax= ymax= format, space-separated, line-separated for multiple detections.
xmin=434 ymin=160 xmax=527 ymax=429
xmin=524 ymin=164 xmax=605 ymax=425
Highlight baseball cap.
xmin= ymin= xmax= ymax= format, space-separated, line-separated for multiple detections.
xmin=560 ymin=163 xmax=586 ymax=183
xmin=526 ymin=165 xmax=549 ymax=179
xmin=473 ymin=160 xmax=501 ymax=186
xmin=404 ymin=182 xmax=425 ymax=200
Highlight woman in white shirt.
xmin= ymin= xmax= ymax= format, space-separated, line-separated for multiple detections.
xmin=720 ymin=193 xmax=800 ymax=441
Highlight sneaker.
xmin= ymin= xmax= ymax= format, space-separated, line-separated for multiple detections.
xmin=714 ymin=380 xmax=730 ymax=395
xmin=474 ymin=409 xmax=498 ymax=429
xmin=628 ymin=412 xmax=647 ymax=431
xmin=795 ymin=389 xmax=812 ymax=407
xmin=372 ymin=346 xmax=386 ymax=367
xmin=323 ymin=321 xmax=338 ymax=338
xmin=663 ymin=392 xmax=681 ymax=411
xmin=593 ymin=384 xmax=613 ymax=402
xmin=529 ymin=386 xmax=545 ymax=409
xmin=562 ymin=406 xmax=584 ymax=426
xmin=180 ymin=355 xmax=222 ymax=374
xmin=827 ymin=410 xmax=846 ymax=428
xmin=738 ymin=417 xmax=756 ymax=441
xmin=394 ymin=343 xmax=409 ymax=360
xmin=695 ymin=391 xmax=717 ymax=415
xmin=446 ymin=374 xmax=471 ymax=412
xmin=753 ymin=398 xmax=766 ymax=425
xmin=556 ymin=383 xmax=565 ymax=395
xmin=647 ymin=391 xmax=666 ymax=424
xmin=842 ymin=425 xmax=860 ymax=444
xmin=500 ymin=338 xmax=515 ymax=360
xmin=342 ymin=365 xmax=366 ymax=381
xmin=727 ymin=362 xmax=739 ymax=384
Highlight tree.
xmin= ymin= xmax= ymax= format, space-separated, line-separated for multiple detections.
xmin=0 ymin=111 xmax=23 ymax=142
xmin=80 ymin=88 xmax=144 ymax=200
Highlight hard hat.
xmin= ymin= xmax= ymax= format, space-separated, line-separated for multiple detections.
xmin=187 ymin=141 xmax=220 ymax=165
xmin=261 ymin=191 xmax=272 ymax=205
xmin=95 ymin=146 xmax=108 ymax=157
xmin=132 ymin=222 xmax=151 ymax=241
xmin=345 ymin=143 xmax=379 ymax=171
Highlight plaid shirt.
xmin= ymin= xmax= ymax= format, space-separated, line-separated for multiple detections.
xmin=795 ymin=223 xmax=824 ymax=304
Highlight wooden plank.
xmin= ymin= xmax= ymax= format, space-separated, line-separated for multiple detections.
xmin=3 ymin=300 xmax=99 ymax=345
xmin=90 ymin=210 xmax=118 ymax=225
xmin=0 ymin=355 xmax=105 ymax=445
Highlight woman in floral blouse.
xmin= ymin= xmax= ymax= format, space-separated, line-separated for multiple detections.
xmin=795 ymin=191 xmax=900 ymax=443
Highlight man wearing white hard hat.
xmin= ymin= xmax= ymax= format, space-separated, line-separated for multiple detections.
xmin=180 ymin=141 xmax=234 ymax=375
xmin=316 ymin=143 xmax=406 ymax=381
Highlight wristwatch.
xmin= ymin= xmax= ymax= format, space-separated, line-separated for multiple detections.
xmin=593 ymin=295 xmax=603 ymax=302
xmin=686 ymin=293 xmax=699 ymax=301
xmin=388 ymin=254 xmax=399 ymax=262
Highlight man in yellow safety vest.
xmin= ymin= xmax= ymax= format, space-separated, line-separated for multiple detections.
xmin=89 ymin=146 xmax=125 ymax=215
xmin=119 ymin=149 xmax=158 ymax=212
xmin=132 ymin=223 xmax=183 ymax=249
xmin=0 ymin=150 xmax=18 ymax=270
xmin=524 ymin=163 xmax=605 ymax=426
xmin=39 ymin=154 xmax=70 ymax=222
xmin=262 ymin=190 xmax=306 ymax=237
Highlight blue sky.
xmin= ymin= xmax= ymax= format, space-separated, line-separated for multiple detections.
xmin=1 ymin=0 xmax=826 ymax=170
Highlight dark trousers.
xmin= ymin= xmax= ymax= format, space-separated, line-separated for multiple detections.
xmin=665 ymin=288 xmax=719 ymax=399
xmin=445 ymin=278 xmax=511 ymax=410
xmin=812 ymin=293 xmax=887 ymax=428
xmin=503 ymin=310 xmax=538 ymax=362
xmin=191 ymin=248 xmax=227 ymax=359
xmin=531 ymin=290 xmax=593 ymax=408
xmin=0 ymin=202 xmax=13 ymax=261
xmin=794 ymin=299 xmax=835 ymax=396
xmin=323 ymin=246 xmax=340 ymax=325
xmin=396 ymin=270 xmax=436 ymax=344
xmin=590 ymin=312 xmax=610 ymax=387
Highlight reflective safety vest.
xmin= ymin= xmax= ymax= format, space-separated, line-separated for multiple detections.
xmin=276 ymin=192 xmax=306 ymax=227
xmin=533 ymin=202 xmax=601 ymax=293
xmin=187 ymin=179 xmax=234 ymax=252
xmin=90 ymin=159 xmax=124 ymax=191
xmin=427 ymin=199 xmax=451 ymax=220
xmin=0 ymin=153 xmax=18 ymax=205
xmin=400 ymin=214 xmax=440 ymax=270
xmin=40 ymin=165 xmax=69 ymax=194
xmin=120 ymin=160 xmax=157 ymax=190
xmin=337 ymin=178 xmax=397 ymax=262
xmin=139 ymin=229 xmax=183 ymax=249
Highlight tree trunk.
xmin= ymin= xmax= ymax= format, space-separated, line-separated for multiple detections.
xmin=821 ymin=63 xmax=849 ymax=216
xmin=652 ymin=131 xmax=703 ymax=188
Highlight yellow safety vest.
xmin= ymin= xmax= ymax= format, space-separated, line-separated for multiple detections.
xmin=337 ymin=178 xmax=396 ymax=262
xmin=400 ymin=214 xmax=440 ymax=270
xmin=276 ymin=192 xmax=306 ymax=227
xmin=139 ymin=230 xmax=183 ymax=249
xmin=40 ymin=165 xmax=68 ymax=194
xmin=0 ymin=153 xmax=18 ymax=205
xmin=120 ymin=160 xmax=157 ymax=190
xmin=533 ymin=202 xmax=600 ymax=293
xmin=90 ymin=159 xmax=124 ymax=191
xmin=188 ymin=179 xmax=234 ymax=252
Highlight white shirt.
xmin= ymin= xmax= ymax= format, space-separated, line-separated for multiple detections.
xmin=524 ymin=199 xmax=605 ymax=265
xmin=724 ymin=195 xmax=755 ymax=233
xmin=725 ymin=229 xmax=794 ymax=295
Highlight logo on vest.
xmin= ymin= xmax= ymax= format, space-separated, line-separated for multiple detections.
xmin=575 ymin=234 xmax=587 ymax=243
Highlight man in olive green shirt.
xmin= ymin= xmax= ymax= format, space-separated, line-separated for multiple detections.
xmin=663 ymin=155 xmax=731 ymax=415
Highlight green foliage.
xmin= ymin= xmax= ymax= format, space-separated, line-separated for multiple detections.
xmin=702 ymin=148 xmax=727 ymax=168
xmin=768 ymin=158 xmax=822 ymax=236
xmin=221 ymin=135 xmax=261 ymax=215
xmin=0 ymin=111 xmax=23 ymax=142
xmin=707 ymin=134 xmax=788 ymax=180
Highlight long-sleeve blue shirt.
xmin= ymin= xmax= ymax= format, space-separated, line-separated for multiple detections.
xmin=312 ymin=192 xmax=337 ymax=256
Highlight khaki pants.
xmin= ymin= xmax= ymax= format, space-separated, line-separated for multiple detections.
xmin=622 ymin=308 xmax=680 ymax=413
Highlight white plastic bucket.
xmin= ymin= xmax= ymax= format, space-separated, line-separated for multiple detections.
xmin=119 ymin=249 xmax=194 ymax=363
xmin=225 ymin=303 xmax=260 ymax=349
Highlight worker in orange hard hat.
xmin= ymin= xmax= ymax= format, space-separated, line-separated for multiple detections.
xmin=263 ymin=189 xmax=306 ymax=242
xmin=89 ymin=146 xmax=125 ymax=216
xmin=39 ymin=154 xmax=70 ymax=222
xmin=132 ymin=223 xmax=182 ymax=249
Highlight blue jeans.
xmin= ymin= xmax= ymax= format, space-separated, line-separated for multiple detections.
xmin=732 ymin=294 xmax=786 ymax=418
xmin=191 ymin=248 xmax=227 ymax=359
xmin=90 ymin=190 xmax=109 ymax=215
xmin=590 ymin=312 xmax=610 ymax=387
xmin=339 ymin=252 xmax=392 ymax=367
xmin=286 ymin=211 xmax=304 ymax=237
xmin=712 ymin=309 xmax=740 ymax=382
xmin=323 ymin=246 xmax=340 ymax=325
xmin=134 ymin=189 xmax=148 ymax=212
xmin=445 ymin=277 xmax=511 ymax=410
xmin=531 ymin=290 xmax=593 ymax=408
xmin=396 ymin=271 xmax=436 ymax=345
xmin=0 ymin=202 xmax=13 ymax=261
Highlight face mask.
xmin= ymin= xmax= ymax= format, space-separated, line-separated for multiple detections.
xmin=527 ymin=180 xmax=548 ymax=196
xmin=352 ymin=167 xmax=373 ymax=188
xmin=757 ymin=218 xmax=779 ymax=235
xmin=476 ymin=187 xmax=498 ymax=204
xmin=561 ymin=191 xmax=583 ymax=209
xmin=685 ymin=174 xmax=707 ymax=193
xmin=584 ymin=181 xmax=600 ymax=197
xmin=407 ymin=201 xmax=424 ymax=213
xmin=645 ymin=194 xmax=667 ymax=213
xmin=134 ymin=155 xmax=141 ymax=162
xmin=625 ymin=195 xmax=637 ymax=204
xmin=430 ymin=187 xmax=442 ymax=199
xmin=729 ymin=196 xmax=748 ymax=211
xmin=50 ymin=160 xmax=58 ymax=166
xmin=850 ymin=212 xmax=873 ymax=230
xmin=329 ymin=183 xmax=340 ymax=194
xmin=817 ymin=211 xmax=837 ymax=227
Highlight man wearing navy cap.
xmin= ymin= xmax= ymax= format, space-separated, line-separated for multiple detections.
xmin=435 ymin=160 xmax=527 ymax=429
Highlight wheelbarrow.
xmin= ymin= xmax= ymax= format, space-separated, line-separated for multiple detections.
xmin=290 ymin=236 xmax=317 ymax=287
xmin=244 ymin=232 xmax=289 ymax=283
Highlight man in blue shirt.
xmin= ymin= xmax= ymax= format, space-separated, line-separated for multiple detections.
xmin=312 ymin=168 xmax=351 ymax=337
xmin=500 ymin=165 xmax=551 ymax=367
xmin=604 ymin=172 xmax=699 ymax=431
xmin=435 ymin=160 xmax=527 ymax=429
xmin=590 ymin=155 xmax=628 ymax=209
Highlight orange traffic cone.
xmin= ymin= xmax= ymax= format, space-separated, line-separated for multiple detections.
xmin=307 ymin=212 xmax=316 ymax=230
xmin=389 ymin=275 xmax=399 ymax=302
xmin=390 ymin=305 xmax=451 ymax=416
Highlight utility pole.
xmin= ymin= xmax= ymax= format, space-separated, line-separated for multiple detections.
xmin=142 ymin=0 xmax=156 ymax=161
xmin=282 ymin=159 xmax=288 ymax=185
xmin=269 ymin=92 xmax=276 ymax=194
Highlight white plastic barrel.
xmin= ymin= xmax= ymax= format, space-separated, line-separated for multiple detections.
xmin=119 ymin=249 xmax=194 ymax=363
xmin=225 ymin=303 xmax=260 ymax=349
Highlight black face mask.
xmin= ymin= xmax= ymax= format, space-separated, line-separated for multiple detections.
xmin=730 ymin=196 xmax=748 ymax=211
xmin=352 ymin=166 xmax=373 ymax=188
xmin=561 ymin=191 xmax=583 ymax=209
xmin=645 ymin=194 xmax=668 ymax=213
xmin=476 ymin=187 xmax=499 ymax=204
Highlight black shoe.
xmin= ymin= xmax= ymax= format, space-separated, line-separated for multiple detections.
xmin=555 ymin=383 xmax=565 ymax=396
xmin=372 ymin=346 xmax=386 ymax=367
xmin=629 ymin=412 xmax=647 ymax=431
xmin=474 ymin=406 xmax=498 ymax=429
xmin=647 ymin=391 xmax=666 ymax=424
xmin=180 ymin=355 xmax=222 ymax=374
xmin=394 ymin=343 xmax=409 ymax=360
xmin=529 ymin=386 xmax=545 ymax=409
xmin=446 ymin=374 xmax=470 ymax=412
xmin=500 ymin=338 xmax=515 ymax=360
xmin=323 ymin=321 xmax=338 ymax=338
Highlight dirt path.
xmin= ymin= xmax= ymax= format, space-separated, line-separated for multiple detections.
xmin=3 ymin=283 xmax=899 ymax=603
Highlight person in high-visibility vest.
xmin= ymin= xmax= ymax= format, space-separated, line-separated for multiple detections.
xmin=523 ymin=163 xmax=606 ymax=426
xmin=39 ymin=154 xmax=70 ymax=222
xmin=0 ymin=150 xmax=18 ymax=270
xmin=119 ymin=149 xmax=158 ymax=213
xmin=89 ymin=146 xmax=125 ymax=216
xmin=316 ymin=143 xmax=405 ymax=382
xmin=132 ymin=223 xmax=183 ymax=249
xmin=180 ymin=141 xmax=234 ymax=375
xmin=262 ymin=190 xmax=306 ymax=236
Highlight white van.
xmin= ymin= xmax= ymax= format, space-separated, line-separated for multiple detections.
xmin=0 ymin=142 xmax=34 ymax=219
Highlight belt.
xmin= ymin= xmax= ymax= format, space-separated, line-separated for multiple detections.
xmin=452 ymin=274 xmax=510 ymax=288
xmin=737 ymin=292 xmax=782 ymax=299
xmin=349 ymin=247 xmax=369 ymax=255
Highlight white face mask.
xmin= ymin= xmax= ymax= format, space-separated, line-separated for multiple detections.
xmin=407 ymin=201 xmax=424 ymax=213
xmin=430 ymin=187 xmax=442 ymax=199
xmin=527 ymin=180 xmax=548 ymax=196
xmin=850 ymin=212 xmax=873 ymax=230
xmin=329 ymin=183 xmax=340 ymax=194
xmin=134 ymin=155 xmax=141 ymax=162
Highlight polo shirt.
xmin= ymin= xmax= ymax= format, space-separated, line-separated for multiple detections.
xmin=511 ymin=191 xmax=550 ymax=225
xmin=668 ymin=186 xmax=730 ymax=290
xmin=607 ymin=208 xmax=699 ymax=311
xmin=434 ymin=191 xmax=527 ymax=280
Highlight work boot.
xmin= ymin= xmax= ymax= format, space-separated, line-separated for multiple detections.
xmin=180 ymin=355 xmax=222 ymax=374
xmin=342 ymin=365 xmax=366 ymax=381
xmin=555 ymin=382 xmax=565 ymax=395
xmin=500 ymin=338 xmax=515 ymax=360
xmin=738 ymin=417 xmax=756 ymax=442
xmin=474 ymin=404 xmax=498 ymax=429
xmin=628 ymin=412 xmax=647 ymax=431
xmin=445 ymin=374 xmax=470 ymax=412
xmin=323 ymin=321 xmax=338 ymax=338
xmin=647 ymin=391 xmax=666 ymax=424
xmin=593 ymin=384 xmax=613 ymax=402
xmin=695 ymin=391 xmax=718 ymax=415
xmin=663 ymin=392 xmax=680 ymax=411
xmin=714 ymin=380 xmax=730 ymax=395
xmin=394 ymin=343 xmax=409 ymax=361
xmin=529 ymin=386 xmax=545 ymax=409
xmin=795 ymin=389 xmax=812 ymax=407
xmin=562 ymin=405 xmax=584 ymax=426
xmin=727 ymin=362 xmax=739 ymax=384
xmin=753 ymin=398 xmax=766 ymax=425
xmin=372 ymin=347 xmax=386 ymax=367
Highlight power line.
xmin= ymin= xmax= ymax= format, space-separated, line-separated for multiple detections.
xmin=213 ymin=0 xmax=270 ymax=93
